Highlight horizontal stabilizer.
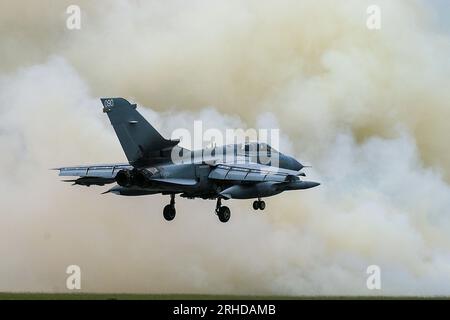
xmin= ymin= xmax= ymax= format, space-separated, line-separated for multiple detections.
xmin=55 ymin=164 xmax=131 ymax=178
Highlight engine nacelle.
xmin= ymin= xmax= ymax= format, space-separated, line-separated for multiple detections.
xmin=115 ymin=169 xmax=147 ymax=188
xmin=115 ymin=170 xmax=133 ymax=187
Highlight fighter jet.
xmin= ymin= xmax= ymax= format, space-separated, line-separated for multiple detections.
xmin=55 ymin=98 xmax=319 ymax=223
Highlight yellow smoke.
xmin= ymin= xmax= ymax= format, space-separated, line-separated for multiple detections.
xmin=0 ymin=0 xmax=449 ymax=295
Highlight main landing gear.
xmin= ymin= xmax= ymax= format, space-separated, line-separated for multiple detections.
xmin=215 ymin=198 xmax=231 ymax=223
xmin=163 ymin=194 xmax=176 ymax=221
xmin=253 ymin=199 xmax=266 ymax=211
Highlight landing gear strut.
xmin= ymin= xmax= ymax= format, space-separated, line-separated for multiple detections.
xmin=253 ymin=199 xmax=266 ymax=211
xmin=215 ymin=198 xmax=231 ymax=223
xmin=163 ymin=194 xmax=176 ymax=221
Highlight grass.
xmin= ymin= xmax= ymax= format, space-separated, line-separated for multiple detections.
xmin=1 ymin=293 xmax=298 ymax=300
xmin=0 ymin=293 xmax=448 ymax=300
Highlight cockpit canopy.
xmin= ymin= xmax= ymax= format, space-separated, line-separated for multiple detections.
xmin=239 ymin=142 xmax=278 ymax=154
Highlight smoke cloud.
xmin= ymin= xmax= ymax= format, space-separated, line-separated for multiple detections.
xmin=0 ymin=0 xmax=449 ymax=295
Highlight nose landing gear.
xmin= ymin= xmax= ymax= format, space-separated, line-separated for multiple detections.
xmin=215 ymin=198 xmax=231 ymax=223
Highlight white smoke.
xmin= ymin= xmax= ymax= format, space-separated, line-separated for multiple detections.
xmin=0 ymin=0 xmax=449 ymax=295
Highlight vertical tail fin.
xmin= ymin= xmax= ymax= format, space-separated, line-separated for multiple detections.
xmin=101 ymin=98 xmax=178 ymax=167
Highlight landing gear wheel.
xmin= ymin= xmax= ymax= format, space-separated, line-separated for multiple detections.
xmin=259 ymin=201 xmax=266 ymax=210
xmin=217 ymin=206 xmax=231 ymax=223
xmin=253 ymin=200 xmax=266 ymax=210
xmin=163 ymin=194 xmax=176 ymax=221
xmin=163 ymin=204 xmax=176 ymax=221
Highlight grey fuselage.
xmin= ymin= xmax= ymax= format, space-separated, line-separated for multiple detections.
xmin=110 ymin=143 xmax=316 ymax=200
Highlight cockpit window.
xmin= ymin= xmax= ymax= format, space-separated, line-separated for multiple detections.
xmin=241 ymin=142 xmax=257 ymax=152
xmin=240 ymin=142 xmax=276 ymax=154
xmin=243 ymin=143 xmax=252 ymax=152
xmin=258 ymin=143 xmax=271 ymax=152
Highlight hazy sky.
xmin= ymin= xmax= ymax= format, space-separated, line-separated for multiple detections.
xmin=429 ymin=0 xmax=450 ymax=32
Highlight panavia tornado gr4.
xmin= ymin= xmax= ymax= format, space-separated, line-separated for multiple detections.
xmin=55 ymin=98 xmax=319 ymax=223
